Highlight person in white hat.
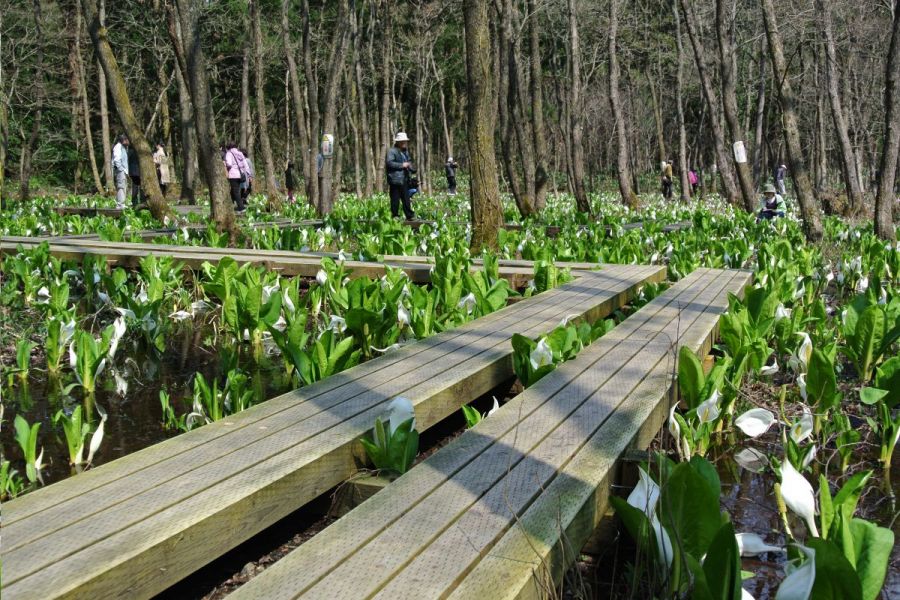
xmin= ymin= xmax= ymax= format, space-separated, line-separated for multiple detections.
xmin=757 ymin=182 xmax=786 ymax=221
xmin=385 ymin=131 xmax=415 ymax=219
xmin=445 ymin=156 xmax=458 ymax=195
xmin=775 ymin=163 xmax=787 ymax=195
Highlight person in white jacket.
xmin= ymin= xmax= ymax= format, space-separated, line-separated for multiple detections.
xmin=111 ymin=134 xmax=130 ymax=208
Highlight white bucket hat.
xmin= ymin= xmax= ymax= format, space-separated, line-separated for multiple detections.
xmin=394 ymin=131 xmax=410 ymax=142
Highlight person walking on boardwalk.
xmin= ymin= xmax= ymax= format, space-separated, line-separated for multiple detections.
xmin=757 ymin=183 xmax=786 ymax=221
xmin=153 ymin=143 xmax=171 ymax=198
xmin=240 ymin=148 xmax=254 ymax=204
xmin=111 ymin=134 xmax=130 ymax=208
xmin=285 ymin=161 xmax=296 ymax=203
xmin=127 ymin=145 xmax=143 ymax=207
xmin=445 ymin=156 xmax=458 ymax=195
xmin=775 ymin=163 xmax=787 ymax=196
xmin=385 ymin=131 xmax=415 ymax=220
xmin=688 ymin=168 xmax=699 ymax=196
xmin=223 ymin=142 xmax=250 ymax=213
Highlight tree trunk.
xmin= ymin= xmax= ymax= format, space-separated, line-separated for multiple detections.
xmin=250 ymin=0 xmax=281 ymax=208
xmin=760 ymin=0 xmax=823 ymax=241
xmin=818 ymin=0 xmax=865 ymax=213
xmin=75 ymin=0 xmax=103 ymax=194
xmin=679 ymin=0 xmax=741 ymax=205
xmin=168 ymin=0 xmax=234 ymax=231
xmin=716 ymin=0 xmax=757 ymax=211
xmin=527 ymin=0 xmax=549 ymax=211
xmin=175 ymin=66 xmax=197 ymax=204
xmin=609 ymin=0 xmax=635 ymax=208
xmin=752 ymin=36 xmax=767 ymax=187
xmin=301 ymin=0 xmax=320 ymax=210
xmin=673 ymin=0 xmax=691 ymax=201
xmin=815 ymin=62 xmax=828 ymax=193
xmin=282 ymin=0 xmax=309 ymax=198
xmin=875 ymin=0 xmax=900 ymax=240
xmin=377 ymin=5 xmax=392 ymax=195
xmin=647 ymin=72 xmax=667 ymax=166
xmin=82 ymin=0 xmax=169 ymax=220
xmin=240 ymin=47 xmax=251 ymax=151
xmin=316 ymin=0 xmax=351 ymax=214
xmin=98 ymin=0 xmax=112 ymax=193
xmin=464 ymin=0 xmax=503 ymax=252
xmin=19 ymin=0 xmax=45 ymax=202
xmin=353 ymin=4 xmax=374 ymax=198
xmin=567 ymin=0 xmax=590 ymax=213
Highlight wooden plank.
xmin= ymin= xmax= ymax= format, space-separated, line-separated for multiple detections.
xmin=54 ymin=207 xmax=124 ymax=217
xmin=1 ymin=266 xmax=663 ymax=600
xmin=0 ymin=236 xmax=569 ymax=286
xmin=222 ymin=269 xmax=738 ymax=600
xmin=447 ymin=274 xmax=750 ymax=600
xmin=4 ymin=265 xmax=658 ymax=525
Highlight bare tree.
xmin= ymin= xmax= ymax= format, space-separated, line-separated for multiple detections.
xmin=316 ymin=0 xmax=351 ymax=214
xmin=567 ymin=0 xmax=590 ymax=213
xmin=609 ymin=0 xmax=635 ymax=208
xmin=760 ymin=0 xmax=823 ymax=241
xmin=679 ymin=0 xmax=741 ymax=206
xmin=167 ymin=0 xmax=234 ymax=231
xmin=674 ymin=0 xmax=691 ymax=201
xmin=716 ymin=0 xmax=757 ymax=211
xmin=250 ymin=0 xmax=280 ymax=208
xmin=18 ymin=0 xmax=45 ymax=202
xmin=82 ymin=0 xmax=169 ymax=220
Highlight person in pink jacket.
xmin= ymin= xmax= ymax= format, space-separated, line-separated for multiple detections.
xmin=223 ymin=141 xmax=249 ymax=212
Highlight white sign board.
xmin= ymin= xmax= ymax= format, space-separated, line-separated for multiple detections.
xmin=321 ymin=134 xmax=334 ymax=158
xmin=733 ymin=141 xmax=747 ymax=164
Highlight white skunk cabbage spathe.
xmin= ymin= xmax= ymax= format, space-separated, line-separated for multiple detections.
xmin=529 ymin=338 xmax=554 ymax=371
xmin=627 ymin=466 xmax=660 ymax=517
xmin=780 ymin=460 xmax=819 ymax=537
xmin=735 ymin=408 xmax=776 ymax=438
xmin=735 ymin=532 xmax=783 ymax=556
xmin=696 ymin=389 xmax=721 ymax=424
xmin=386 ymin=396 xmax=416 ymax=436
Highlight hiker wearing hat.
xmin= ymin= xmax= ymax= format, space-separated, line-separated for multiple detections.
xmin=775 ymin=163 xmax=787 ymax=195
xmin=385 ymin=131 xmax=415 ymax=220
xmin=445 ymin=156 xmax=459 ymax=195
xmin=757 ymin=183 xmax=786 ymax=221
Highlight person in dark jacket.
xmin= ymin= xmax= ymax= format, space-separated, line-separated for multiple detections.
xmin=285 ymin=161 xmax=295 ymax=203
xmin=445 ymin=157 xmax=458 ymax=194
xmin=775 ymin=164 xmax=787 ymax=196
xmin=385 ymin=131 xmax=415 ymax=220
xmin=127 ymin=146 xmax=143 ymax=207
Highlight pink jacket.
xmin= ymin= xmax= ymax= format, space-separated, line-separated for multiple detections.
xmin=224 ymin=149 xmax=249 ymax=180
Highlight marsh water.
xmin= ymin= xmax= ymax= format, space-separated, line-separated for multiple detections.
xmin=1 ymin=325 xmax=295 ymax=487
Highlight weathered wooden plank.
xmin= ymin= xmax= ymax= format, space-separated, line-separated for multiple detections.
xmin=447 ymin=273 xmax=750 ymax=600
xmin=54 ymin=207 xmax=124 ymax=217
xmin=222 ymin=269 xmax=732 ymax=600
xmin=0 ymin=236 xmax=571 ymax=286
xmin=4 ymin=265 xmax=658 ymax=526
xmin=2 ymin=267 xmax=662 ymax=600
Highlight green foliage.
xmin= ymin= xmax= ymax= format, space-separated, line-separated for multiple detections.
xmin=359 ymin=417 xmax=419 ymax=476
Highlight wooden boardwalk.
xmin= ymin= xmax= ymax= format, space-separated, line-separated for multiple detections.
xmin=0 ymin=235 xmax=631 ymax=286
xmin=54 ymin=207 xmax=125 ymax=217
xmin=0 ymin=236 xmax=527 ymax=284
xmin=225 ymin=267 xmax=750 ymax=600
xmin=1 ymin=264 xmax=664 ymax=600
